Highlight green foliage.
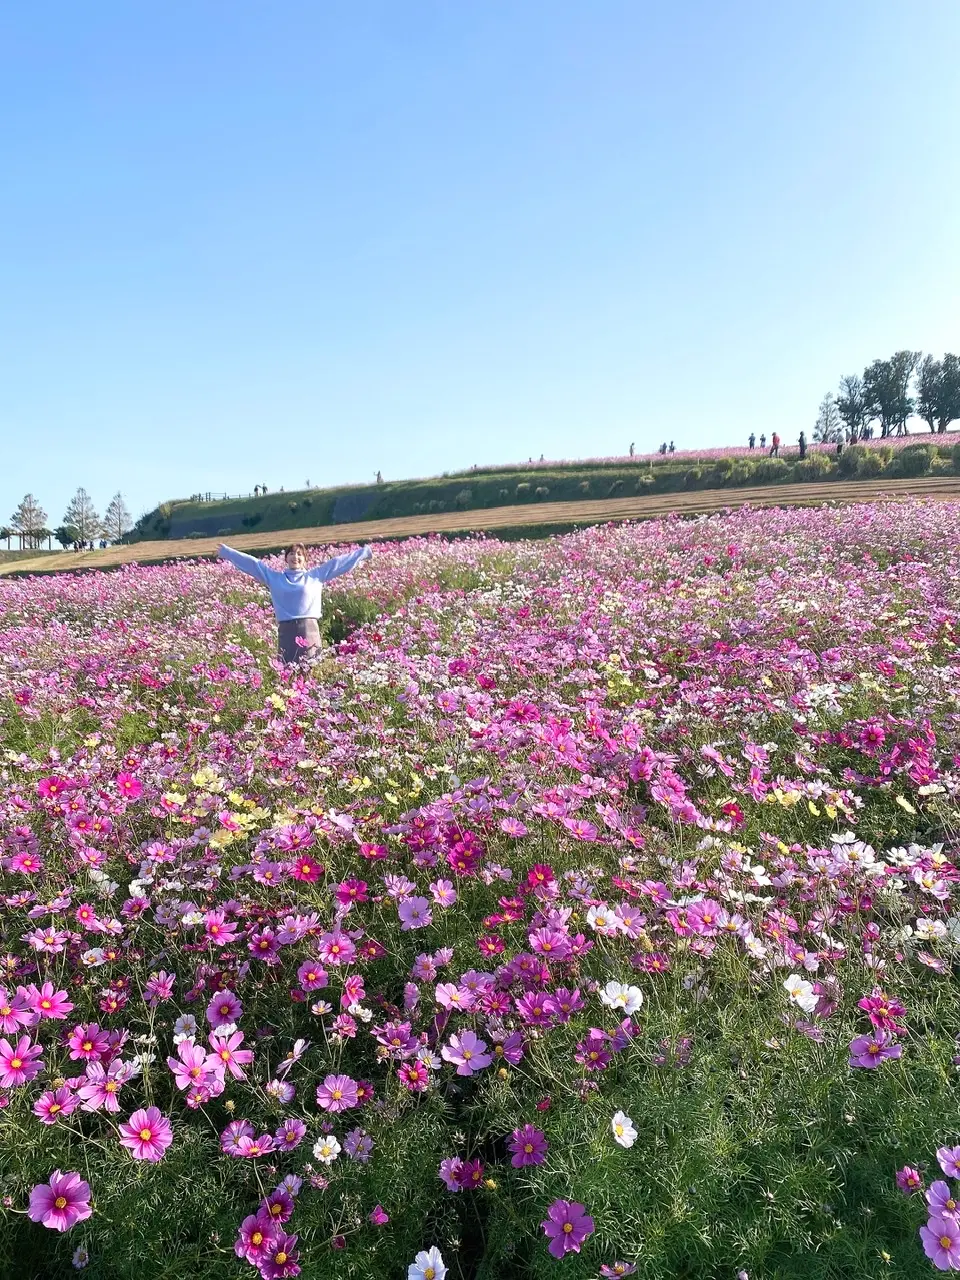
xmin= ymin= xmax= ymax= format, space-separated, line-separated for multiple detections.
xmin=856 ymin=451 xmax=886 ymax=477
xmin=894 ymin=444 xmax=935 ymax=477
xmin=838 ymin=446 xmax=865 ymax=477
xmin=793 ymin=453 xmax=835 ymax=480
xmin=753 ymin=458 xmax=789 ymax=483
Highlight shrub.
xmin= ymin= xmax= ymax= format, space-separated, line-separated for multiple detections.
xmin=516 ymin=483 xmax=531 ymax=497
xmin=953 ymin=442 xmax=960 ymax=471
xmin=454 ymin=489 xmax=473 ymax=510
xmin=637 ymin=472 xmax=655 ymax=488
xmin=427 ymin=499 xmax=444 ymax=512
xmin=856 ymin=451 xmax=885 ymax=477
xmin=288 ymin=501 xmax=299 ymax=513
xmin=499 ymin=489 xmax=510 ymax=500
xmin=714 ymin=456 xmax=735 ymax=476
xmin=578 ymin=480 xmax=591 ymax=494
xmin=729 ymin=461 xmax=755 ymax=484
xmin=534 ymin=485 xmax=550 ymax=499
xmin=793 ymin=453 xmax=835 ymax=480
xmin=753 ymin=458 xmax=789 ymax=483
xmin=838 ymin=445 xmax=866 ymax=477
xmin=684 ymin=468 xmax=703 ymax=488
xmin=303 ymin=496 xmax=313 ymax=507
xmin=608 ymin=480 xmax=625 ymax=496
xmin=895 ymin=444 xmax=935 ymax=477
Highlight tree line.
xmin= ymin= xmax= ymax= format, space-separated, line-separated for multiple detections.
xmin=815 ymin=350 xmax=960 ymax=443
xmin=2 ymin=488 xmax=132 ymax=551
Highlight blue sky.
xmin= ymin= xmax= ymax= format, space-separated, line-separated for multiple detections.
xmin=2 ymin=1 xmax=958 ymax=528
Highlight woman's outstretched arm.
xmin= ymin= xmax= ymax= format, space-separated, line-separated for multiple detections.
xmin=218 ymin=544 xmax=271 ymax=586
xmin=307 ymin=544 xmax=373 ymax=583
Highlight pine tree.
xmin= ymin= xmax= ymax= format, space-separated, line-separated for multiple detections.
xmin=10 ymin=494 xmax=48 ymax=548
xmin=103 ymin=492 xmax=132 ymax=543
xmin=63 ymin=488 xmax=102 ymax=543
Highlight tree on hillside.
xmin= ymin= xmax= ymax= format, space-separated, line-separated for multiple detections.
xmin=54 ymin=525 xmax=81 ymax=549
xmin=836 ymin=374 xmax=869 ymax=442
xmin=917 ymin=352 xmax=960 ymax=434
xmin=103 ymin=492 xmax=132 ymax=543
xmin=10 ymin=494 xmax=48 ymax=549
xmin=863 ymin=351 xmax=919 ymax=437
xmin=813 ymin=392 xmax=842 ymax=443
xmin=63 ymin=488 xmax=102 ymax=543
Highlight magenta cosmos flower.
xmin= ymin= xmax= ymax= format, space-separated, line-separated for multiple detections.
xmin=0 ymin=1035 xmax=44 ymax=1088
xmin=440 ymin=1031 xmax=492 ymax=1076
xmin=316 ymin=1073 xmax=360 ymax=1112
xmin=541 ymin=1199 xmax=595 ymax=1259
xmin=508 ymin=1124 xmax=548 ymax=1167
xmin=896 ymin=1165 xmax=923 ymax=1194
xmin=28 ymin=1171 xmax=92 ymax=1232
xmin=119 ymin=1106 xmax=173 ymax=1161
xmin=848 ymin=1028 xmax=901 ymax=1069
xmin=921 ymin=1215 xmax=960 ymax=1270
xmin=938 ymin=1147 xmax=960 ymax=1178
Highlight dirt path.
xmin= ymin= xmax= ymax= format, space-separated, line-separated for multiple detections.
xmin=4 ymin=475 xmax=959 ymax=576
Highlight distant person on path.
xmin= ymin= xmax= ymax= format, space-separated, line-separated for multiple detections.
xmin=659 ymin=442 xmax=667 ymax=455
xmin=770 ymin=432 xmax=780 ymax=458
xmin=668 ymin=441 xmax=676 ymax=453
xmin=376 ymin=470 xmax=383 ymax=483
xmin=629 ymin=442 xmax=635 ymax=457
xmin=218 ymin=541 xmax=373 ymax=665
xmin=748 ymin=433 xmax=755 ymax=449
xmin=760 ymin=434 xmax=767 ymax=449
xmin=798 ymin=431 xmax=807 ymax=459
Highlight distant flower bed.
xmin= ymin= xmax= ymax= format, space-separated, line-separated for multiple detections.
xmin=2 ymin=505 xmax=960 ymax=1278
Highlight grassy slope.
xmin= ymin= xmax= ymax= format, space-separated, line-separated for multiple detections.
xmin=129 ymin=439 xmax=960 ymax=543
xmin=4 ymin=474 xmax=959 ymax=577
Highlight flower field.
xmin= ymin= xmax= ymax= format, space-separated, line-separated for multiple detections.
xmin=2 ymin=502 xmax=960 ymax=1280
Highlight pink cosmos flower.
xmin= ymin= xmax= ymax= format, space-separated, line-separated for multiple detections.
xmin=26 ymin=982 xmax=74 ymax=1020
xmin=938 ymin=1147 xmax=960 ymax=1178
xmin=927 ymin=1181 xmax=960 ymax=1220
xmin=848 ymin=1028 xmax=902 ymax=1069
xmin=441 ymin=1030 xmax=492 ymax=1076
xmin=439 ymin=1157 xmax=464 ymax=1191
xmin=28 ymin=1171 xmax=92 ymax=1232
xmin=0 ymin=1035 xmax=44 ymax=1088
xmin=508 ymin=1124 xmax=548 ymax=1167
xmin=297 ymin=961 xmax=328 ymax=992
xmin=369 ymin=1204 xmax=389 ymax=1225
xmin=921 ymin=1215 xmax=960 ymax=1270
xmin=78 ymin=1059 xmax=128 ymax=1113
xmin=206 ymin=989 xmax=242 ymax=1029
xmin=209 ymin=1029 xmax=254 ymax=1080
xmin=600 ymin=1265 xmax=638 ymax=1278
xmin=67 ymin=1023 xmax=110 ymax=1063
xmin=34 ymin=1086 xmax=80 ymax=1124
xmin=541 ymin=1199 xmax=595 ymax=1258
xmin=316 ymin=1073 xmax=360 ymax=1112
xmin=237 ymin=1133 xmax=276 ymax=1158
xmin=895 ymin=1165 xmax=923 ymax=1194
xmin=119 ymin=1106 xmax=173 ymax=1161
xmin=398 ymin=896 xmax=433 ymax=930
xmin=235 ymin=1209 xmax=276 ymax=1265
xmin=259 ymin=1232 xmax=300 ymax=1279
xmin=0 ymin=986 xmax=37 ymax=1034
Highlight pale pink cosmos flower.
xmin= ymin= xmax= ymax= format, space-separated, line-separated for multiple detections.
xmin=441 ymin=1031 xmax=492 ymax=1076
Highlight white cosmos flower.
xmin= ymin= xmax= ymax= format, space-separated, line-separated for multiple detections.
xmin=611 ymin=1110 xmax=638 ymax=1148
xmin=783 ymin=973 xmax=817 ymax=1013
xmin=312 ymin=1135 xmax=341 ymax=1164
xmin=408 ymin=1246 xmax=447 ymax=1280
xmin=172 ymin=1014 xmax=198 ymax=1044
xmin=599 ymin=981 xmax=644 ymax=1015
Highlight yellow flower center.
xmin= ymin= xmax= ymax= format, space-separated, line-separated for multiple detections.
xmin=425 ymin=1270 xmax=435 ymax=1280
xmin=942 ymin=1236 xmax=953 ymax=1250
xmin=252 ymin=1232 xmax=263 ymax=1246
xmin=563 ymin=1222 xmax=574 ymax=1234
xmin=139 ymin=1127 xmax=152 ymax=1141
xmin=54 ymin=1196 xmax=68 ymax=1209
xmin=275 ymin=1252 xmax=287 ymax=1264
xmin=332 ymin=1089 xmax=342 ymax=1100
xmin=11 ymin=1058 xmax=22 ymax=1070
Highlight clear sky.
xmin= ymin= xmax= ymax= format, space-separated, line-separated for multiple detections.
xmin=2 ymin=1 xmax=959 ymax=529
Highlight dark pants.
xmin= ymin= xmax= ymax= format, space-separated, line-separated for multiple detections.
xmin=277 ymin=618 xmax=322 ymax=664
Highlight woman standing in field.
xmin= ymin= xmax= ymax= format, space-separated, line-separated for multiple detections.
xmin=217 ymin=541 xmax=373 ymax=664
